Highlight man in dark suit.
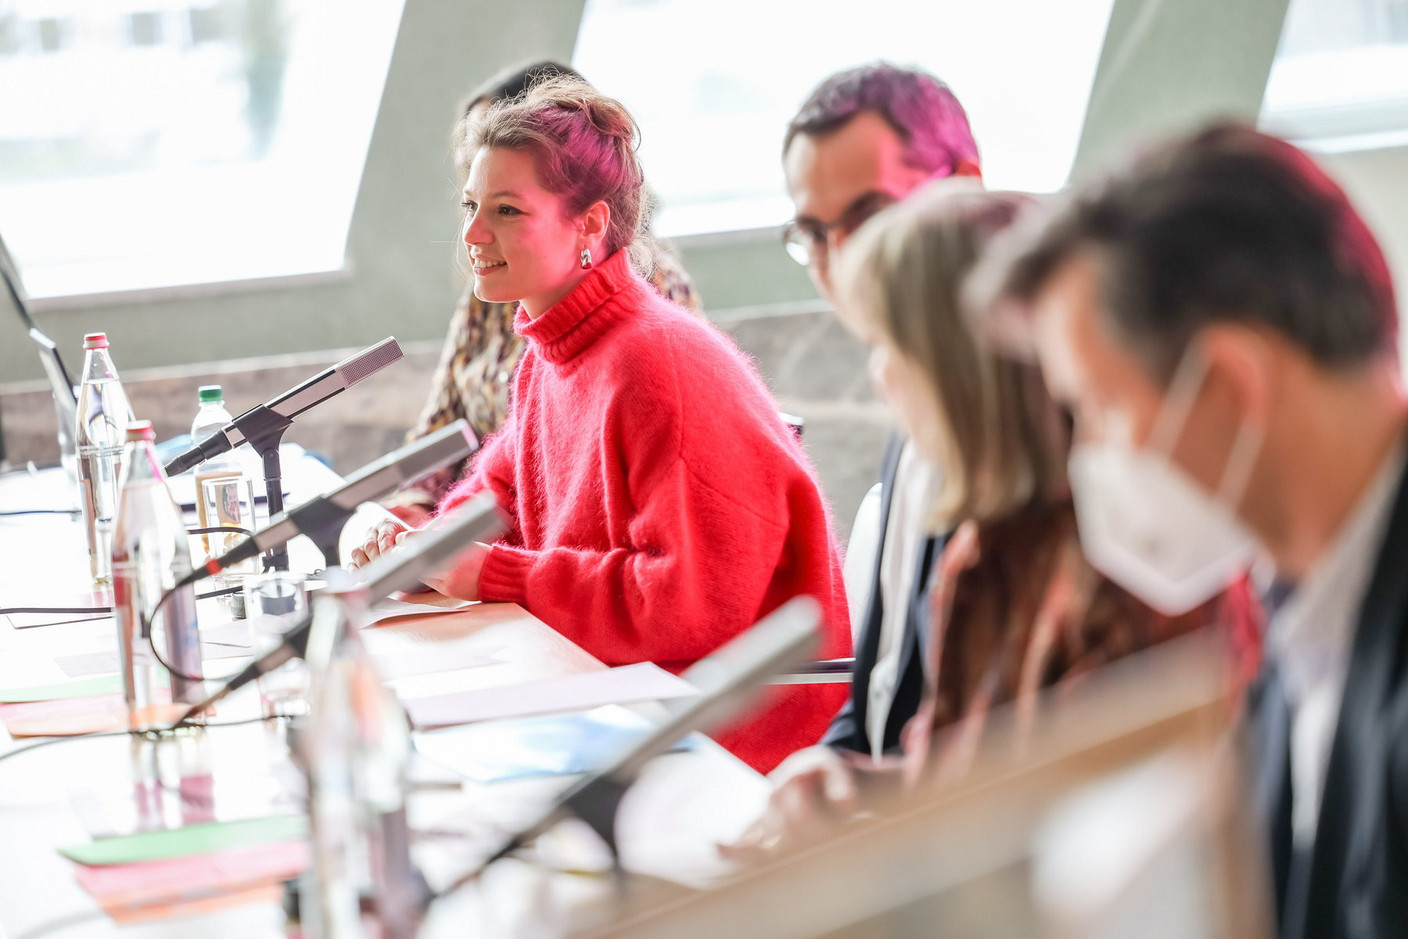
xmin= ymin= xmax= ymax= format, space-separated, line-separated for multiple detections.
xmin=730 ymin=64 xmax=980 ymax=846
xmin=984 ymin=123 xmax=1408 ymax=938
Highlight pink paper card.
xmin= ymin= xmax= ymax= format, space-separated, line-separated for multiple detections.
xmin=0 ymin=691 xmax=175 ymax=737
xmin=74 ymin=839 xmax=307 ymax=919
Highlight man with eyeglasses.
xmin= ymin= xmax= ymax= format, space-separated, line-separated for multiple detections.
xmin=734 ymin=63 xmax=981 ymax=850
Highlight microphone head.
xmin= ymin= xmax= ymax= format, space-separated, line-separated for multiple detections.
xmin=328 ymin=419 xmax=478 ymax=511
xmin=380 ymin=420 xmax=478 ymax=491
xmin=335 ymin=337 xmax=403 ymax=387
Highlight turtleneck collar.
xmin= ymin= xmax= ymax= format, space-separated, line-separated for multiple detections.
xmin=514 ymin=249 xmax=635 ymax=365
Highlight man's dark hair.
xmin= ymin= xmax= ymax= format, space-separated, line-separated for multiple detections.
xmin=991 ymin=123 xmax=1398 ymax=382
xmin=464 ymin=60 xmax=586 ymax=119
xmin=783 ymin=62 xmax=979 ymax=175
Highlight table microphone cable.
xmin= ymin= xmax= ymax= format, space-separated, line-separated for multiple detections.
xmin=141 ymin=525 xmax=263 ymax=685
xmin=0 ymin=713 xmax=287 ymax=768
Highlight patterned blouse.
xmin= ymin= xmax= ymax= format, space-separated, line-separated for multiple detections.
xmin=390 ymin=247 xmax=701 ymax=509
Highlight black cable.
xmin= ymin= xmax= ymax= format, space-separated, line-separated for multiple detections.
xmin=0 ymin=508 xmax=81 ymax=517
xmin=187 ymin=525 xmax=255 ymax=539
xmin=0 ymin=714 xmax=286 ymax=768
xmin=138 ymin=524 xmax=262 ymax=684
xmin=144 ymin=587 xmax=249 ymax=684
xmin=0 ymin=585 xmax=237 ymax=618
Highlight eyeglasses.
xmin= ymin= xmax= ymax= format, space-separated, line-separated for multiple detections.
xmin=782 ymin=191 xmax=898 ymax=267
xmin=782 ymin=165 xmax=963 ymax=267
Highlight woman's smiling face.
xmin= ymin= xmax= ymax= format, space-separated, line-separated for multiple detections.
xmin=461 ymin=146 xmax=590 ymax=318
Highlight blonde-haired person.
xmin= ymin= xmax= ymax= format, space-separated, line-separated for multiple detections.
xmin=352 ymin=77 xmax=851 ymax=773
xmin=729 ymin=183 xmax=1257 ymax=849
xmin=384 ymin=61 xmax=699 ymax=524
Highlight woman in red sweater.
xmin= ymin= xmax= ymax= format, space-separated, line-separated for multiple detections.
xmin=353 ymin=77 xmax=850 ymax=773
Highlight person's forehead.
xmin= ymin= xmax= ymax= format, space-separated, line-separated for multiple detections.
xmin=1032 ymin=252 xmax=1162 ymax=414
xmin=1031 ymin=254 xmax=1103 ymax=402
xmin=785 ymin=111 xmax=915 ymax=219
xmin=464 ymin=147 xmax=543 ymax=194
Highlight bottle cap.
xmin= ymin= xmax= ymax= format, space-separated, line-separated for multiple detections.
xmin=197 ymin=385 xmax=224 ymax=403
xmin=124 ymin=420 xmax=155 ymax=442
xmin=83 ymin=332 xmax=108 ymax=349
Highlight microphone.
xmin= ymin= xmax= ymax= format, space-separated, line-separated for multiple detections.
xmin=178 ymin=420 xmax=478 ymax=585
xmin=175 ymin=492 xmax=505 ymax=725
xmin=163 ymin=337 xmax=404 ymax=477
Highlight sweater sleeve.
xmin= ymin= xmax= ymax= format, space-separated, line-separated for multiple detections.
xmin=475 ymin=378 xmax=815 ymax=667
xmin=438 ymin=412 xmax=519 ymax=539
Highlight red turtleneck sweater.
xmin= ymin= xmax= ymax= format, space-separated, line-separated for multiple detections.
xmin=439 ymin=250 xmax=850 ymax=772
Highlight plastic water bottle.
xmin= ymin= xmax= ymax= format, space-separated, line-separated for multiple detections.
xmin=189 ymin=384 xmax=235 ymax=456
xmin=112 ymin=420 xmax=204 ymax=726
xmin=298 ymin=579 xmax=425 ymax=938
xmin=75 ymin=333 xmax=133 ymax=584
xmin=189 ymin=385 xmax=246 ymax=557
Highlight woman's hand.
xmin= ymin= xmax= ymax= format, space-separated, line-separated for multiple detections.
xmin=718 ymin=746 xmax=864 ymax=862
xmin=420 ymin=541 xmax=489 ymax=601
xmin=348 ymin=517 xmax=410 ymax=570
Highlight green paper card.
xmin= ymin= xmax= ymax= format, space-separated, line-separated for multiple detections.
xmin=62 ymin=815 xmax=307 ymax=866
xmin=0 ymin=674 xmax=122 ymax=703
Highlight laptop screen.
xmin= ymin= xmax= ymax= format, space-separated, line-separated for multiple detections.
xmin=0 ymin=232 xmax=78 ymax=429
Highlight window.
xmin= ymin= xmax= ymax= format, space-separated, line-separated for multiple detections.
xmin=128 ymin=11 xmax=164 ymax=47
xmin=37 ymin=17 xmax=67 ymax=53
xmin=0 ymin=0 xmax=405 ymax=300
xmin=0 ymin=15 xmax=20 ymax=56
xmin=188 ymin=6 xmax=227 ymax=45
xmin=572 ymin=0 xmax=1116 ymax=237
xmin=1261 ymin=0 xmax=1408 ymax=150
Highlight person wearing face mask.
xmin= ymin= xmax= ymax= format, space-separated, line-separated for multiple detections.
xmin=351 ymin=77 xmax=850 ymax=774
xmin=977 ymin=122 xmax=1408 ymax=939
xmin=725 ymin=184 xmax=1253 ymax=854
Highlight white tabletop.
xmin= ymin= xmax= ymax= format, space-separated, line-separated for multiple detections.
xmin=0 ymin=464 xmax=765 ymax=937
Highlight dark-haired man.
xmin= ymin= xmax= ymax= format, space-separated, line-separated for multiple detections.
xmin=741 ymin=63 xmax=982 ymax=846
xmin=983 ymin=123 xmax=1408 ymax=938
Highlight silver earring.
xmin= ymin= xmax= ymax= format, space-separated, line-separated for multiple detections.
xmin=580 ymin=248 xmax=592 ymax=270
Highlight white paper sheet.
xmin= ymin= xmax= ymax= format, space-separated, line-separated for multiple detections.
xmin=370 ymin=641 xmax=502 ymax=680
xmin=365 ymin=594 xmax=476 ymax=625
xmin=55 ymin=643 xmax=251 ymax=679
xmin=402 ymin=662 xmax=697 ymax=731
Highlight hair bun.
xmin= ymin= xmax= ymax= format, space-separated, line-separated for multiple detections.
xmin=525 ymin=76 xmax=638 ymax=147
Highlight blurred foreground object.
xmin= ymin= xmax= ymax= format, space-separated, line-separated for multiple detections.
xmin=585 ymin=629 xmax=1271 ymax=939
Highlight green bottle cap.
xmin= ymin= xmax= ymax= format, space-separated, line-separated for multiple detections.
xmin=197 ymin=385 xmax=223 ymax=403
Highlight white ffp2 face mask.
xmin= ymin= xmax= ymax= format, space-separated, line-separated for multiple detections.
xmin=1067 ymin=350 xmax=1263 ymax=616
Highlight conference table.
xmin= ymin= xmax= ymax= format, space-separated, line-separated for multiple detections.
xmin=0 ymin=459 xmax=769 ymax=938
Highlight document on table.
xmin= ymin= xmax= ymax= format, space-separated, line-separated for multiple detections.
xmin=62 ymin=814 xmax=307 ymax=866
xmin=0 ymin=674 xmax=123 ymax=703
xmin=402 ymin=662 xmax=697 ymax=731
xmin=74 ymin=840 xmax=307 ymax=922
xmin=368 ymin=639 xmax=502 ymax=680
xmin=55 ymin=643 xmax=248 ymax=679
xmin=414 ymin=705 xmax=698 ymax=783
xmin=366 ymin=593 xmax=477 ymax=624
